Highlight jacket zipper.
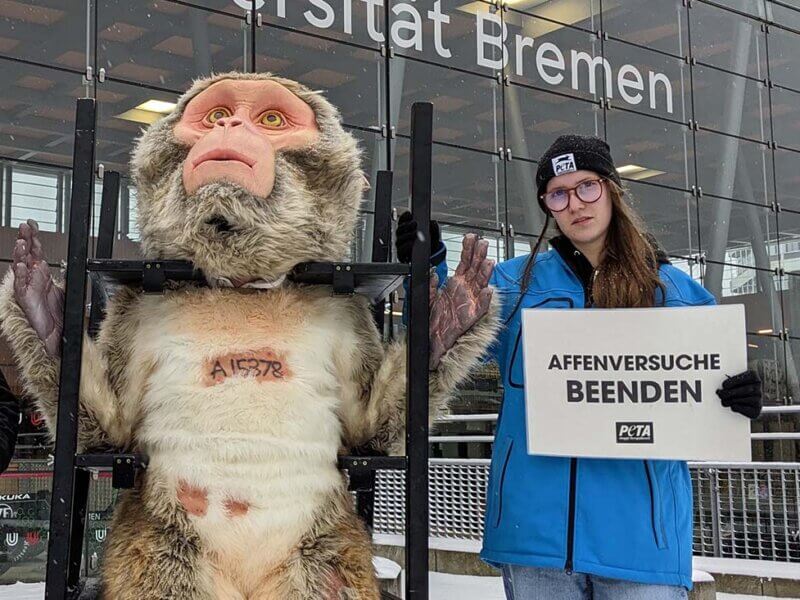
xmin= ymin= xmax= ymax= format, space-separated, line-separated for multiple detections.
xmin=565 ymin=457 xmax=577 ymax=573
xmin=566 ymin=251 xmax=591 ymax=574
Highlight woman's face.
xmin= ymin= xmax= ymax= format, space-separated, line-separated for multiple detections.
xmin=546 ymin=169 xmax=613 ymax=248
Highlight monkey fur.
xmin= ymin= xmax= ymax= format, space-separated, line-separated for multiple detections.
xmin=0 ymin=72 xmax=499 ymax=599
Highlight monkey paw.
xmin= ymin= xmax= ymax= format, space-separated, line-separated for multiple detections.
xmin=12 ymin=219 xmax=64 ymax=358
xmin=429 ymin=233 xmax=494 ymax=369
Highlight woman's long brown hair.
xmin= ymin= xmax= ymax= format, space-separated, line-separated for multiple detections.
xmin=506 ymin=180 xmax=665 ymax=323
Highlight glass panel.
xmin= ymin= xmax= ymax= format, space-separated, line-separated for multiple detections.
xmin=392 ymin=138 xmax=501 ymax=230
xmin=0 ymin=59 xmax=85 ymax=169
xmin=382 ymin=0 xmax=500 ymax=74
xmin=747 ymin=333 xmax=786 ymax=406
xmin=712 ymin=0 xmax=767 ymax=19
xmin=690 ymin=2 xmax=767 ymax=79
xmin=779 ymin=208 xmax=800 ymax=277
xmin=606 ymin=110 xmax=694 ymax=190
xmin=177 ymin=0 xmax=248 ymax=17
xmin=768 ymin=23 xmax=800 ymax=92
xmin=505 ymin=157 xmax=548 ymax=237
xmin=505 ymin=85 xmax=601 ymax=162
xmin=257 ymin=26 xmax=382 ymax=129
xmin=258 ymin=0 xmax=384 ymax=50
xmin=602 ymin=0 xmax=688 ymax=58
xmin=10 ymin=167 xmax=60 ymax=233
xmin=624 ymin=181 xmax=699 ymax=258
xmin=774 ymin=149 xmax=800 ymax=213
xmin=770 ymin=86 xmax=800 ymax=152
xmin=508 ymin=0 xmax=599 ymax=31
xmin=602 ymin=39 xmax=691 ymax=122
xmin=698 ymin=197 xmax=782 ymax=332
xmin=350 ymin=127 xmax=386 ymax=214
xmin=693 ymin=65 xmax=770 ymax=142
xmin=393 ymin=57 xmax=501 ymax=153
xmin=95 ymin=79 xmax=179 ymax=176
xmin=698 ymin=194 xmax=778 ymax=268
xmin=98 ymin=1 xmax=248 ymax=91
xmin=505 ymin=10 xmax=603 ymax=101
xmin=788 ymin=334 xmax=800 ymax=404
xmin=695 ymin=129 xmax=773 ymax=205
xmin=0 ymin=0 xmax=87 ymax=72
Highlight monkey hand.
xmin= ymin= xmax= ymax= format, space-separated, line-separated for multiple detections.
xmin=429 ymin=234 xmax=494 ymax=369
xmin=12 ymin=220 xmax=63 ymax=358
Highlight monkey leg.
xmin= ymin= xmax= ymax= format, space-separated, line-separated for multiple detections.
xmin=99 ymin=487 xmax=215 ymax=600
xmin=252 ymin=493 xmax=380 ymax=600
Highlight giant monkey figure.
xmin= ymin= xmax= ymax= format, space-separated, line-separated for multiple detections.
xmin=0 ymin=72 xmax=499 ymax=599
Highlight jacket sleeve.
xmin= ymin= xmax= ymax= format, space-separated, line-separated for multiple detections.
xmin=0 ymin=369 xmax=20 ymax=473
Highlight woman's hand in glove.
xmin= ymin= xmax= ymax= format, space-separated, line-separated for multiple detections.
xmin=395 ymin=211 xmax=443 ymax=265
xmin=717 ymin=369 xmax=763 ymax=419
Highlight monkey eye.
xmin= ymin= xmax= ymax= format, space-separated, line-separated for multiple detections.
xmin=205 ymin=107 xmax=232 ymax=125
xmin=259 ymin=110 xmax=286 ymax=129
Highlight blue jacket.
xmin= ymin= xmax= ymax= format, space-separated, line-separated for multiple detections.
xmin=480 ymin=238 xmax=715 ymax=589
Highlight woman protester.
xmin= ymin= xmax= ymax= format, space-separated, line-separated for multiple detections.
xmin=398 ymin=134 xmax=763 ymax=600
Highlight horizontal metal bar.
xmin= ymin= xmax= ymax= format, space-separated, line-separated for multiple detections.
xmin=761 ymin=406 xmax=800 ymax=414
xmin=436 ymin=413 xmax=498 ymax=423
xmin=429 ymin=436 xmax=495 ymax=443
xmin=750 ymin=433 xmax=800 ymax=440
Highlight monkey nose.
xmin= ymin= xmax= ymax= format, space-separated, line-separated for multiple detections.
xmin=216 ymin=116 xmax=243 ymax=128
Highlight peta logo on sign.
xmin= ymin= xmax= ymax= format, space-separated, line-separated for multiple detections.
xmin=616 ymin=422 xmax=654 ymax=444
xmin=552 ymin=153 xmax=577 ymax=176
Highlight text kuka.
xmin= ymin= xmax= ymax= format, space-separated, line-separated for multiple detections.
xmin=203 ymin=348 xmax=291 ymax=386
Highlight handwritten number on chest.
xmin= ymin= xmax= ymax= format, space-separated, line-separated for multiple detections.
xmin=203 ymin=348 xmax=291 ymax=386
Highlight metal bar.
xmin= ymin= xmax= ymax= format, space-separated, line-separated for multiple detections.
xmin=371 ymin=170 xmax=394 ymax=331
xmin=45 ymin=98 xmax=96 ymax=600
xmin=67 ymin=468 xmax=90 ymax=591
xmin=762 ymin=406 xmax=800 ymax=414
xmin=88 ymin=171 xmax=119 ymax=338
xmin=429 ymin=436 xmax=495 ymax=443
xmin=436 ymin=413 xmax=498 ymax=422
xmin=406 ymin=102 xmax=433 ymax=600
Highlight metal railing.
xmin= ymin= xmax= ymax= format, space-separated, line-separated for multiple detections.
xmin=372 ymin=460 xmax=800 ymax=563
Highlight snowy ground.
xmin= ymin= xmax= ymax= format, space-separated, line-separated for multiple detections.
xmin=0 ymin=578 xmax=798 ymax=600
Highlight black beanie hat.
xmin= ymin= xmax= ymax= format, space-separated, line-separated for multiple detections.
xmin=535 ymin=135 xmax=622 ymax=212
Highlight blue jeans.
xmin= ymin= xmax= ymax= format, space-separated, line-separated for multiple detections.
xmin=501 ymin=565 xmax=688 ymax=600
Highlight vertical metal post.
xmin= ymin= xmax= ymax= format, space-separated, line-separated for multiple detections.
xmin=45 ymin=98 xmax=96 ymax=600
xmin=710 ymin=468 xmax=722 ymax=557
xmin=371 ymin=170 xmax=394 ymax=331
xmin=88 ymin=171 xmax=119 ymax=338
xmin=406 ymin=102 xmax=432 ymax=600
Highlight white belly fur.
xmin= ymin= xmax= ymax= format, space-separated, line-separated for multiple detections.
xmin=132 ymin=287 xmax=348 ymax=571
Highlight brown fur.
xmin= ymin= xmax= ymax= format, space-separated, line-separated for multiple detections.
xmin=0 ymin=72 xmax=500 ymax=599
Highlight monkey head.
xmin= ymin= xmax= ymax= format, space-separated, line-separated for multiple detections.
xmin=131 ymin=72 xmax=367 ymax=286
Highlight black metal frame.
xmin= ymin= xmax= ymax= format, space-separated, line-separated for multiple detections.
xmin=44 ymin=101 xmax=434 ymax=599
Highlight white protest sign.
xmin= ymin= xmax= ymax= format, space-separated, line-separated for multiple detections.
xmin=521 ymin=305 xmax=751 ymax=461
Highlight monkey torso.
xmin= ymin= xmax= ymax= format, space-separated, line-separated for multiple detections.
xmin=112 ymin=284 xmax=372 ymax=581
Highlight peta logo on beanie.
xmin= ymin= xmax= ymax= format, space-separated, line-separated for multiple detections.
xmin=552 ymin=153 xmax=577 ymax=176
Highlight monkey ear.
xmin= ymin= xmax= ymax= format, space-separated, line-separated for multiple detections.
xmin=361 ymin=174 xmax=371 ymax=191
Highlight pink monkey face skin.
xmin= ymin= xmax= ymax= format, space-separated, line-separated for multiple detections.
xmin=174 ymin=79 xmax=320 ymax=197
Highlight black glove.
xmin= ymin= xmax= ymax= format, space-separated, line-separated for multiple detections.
xmin=395 ymin=211 xmax=442 ymax=265
xmin=717 ymin=369 xmax=762 ymax=419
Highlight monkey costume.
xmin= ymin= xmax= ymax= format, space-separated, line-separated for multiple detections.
xmin=0 ymin=72 xmax=499 ymax=600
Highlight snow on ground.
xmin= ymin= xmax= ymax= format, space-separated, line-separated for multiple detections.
xmin=0 ymin=578 xmax=799 ymax=599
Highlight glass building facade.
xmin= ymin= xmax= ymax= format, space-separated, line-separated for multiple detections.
xmin=1 ymin=0 xmax=800 ymax=581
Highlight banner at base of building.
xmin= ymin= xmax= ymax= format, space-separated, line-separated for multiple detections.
xmin=521 ymin=305 xmax=751 ymax=461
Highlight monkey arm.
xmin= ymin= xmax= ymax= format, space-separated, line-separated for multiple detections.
xmin=337 ymin=290 xmax=500 ymax=455
xmin=0 ymin=269 xmax=131 ymax=452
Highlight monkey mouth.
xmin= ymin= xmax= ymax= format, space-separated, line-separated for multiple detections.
xmin=205 ymin=215 xmax=235 ymax=234
xmin=194 ymin=149 xmax=255 ymax=168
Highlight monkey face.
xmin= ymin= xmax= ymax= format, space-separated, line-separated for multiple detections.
xmin=174 ymin=80 xmax=320 ymax=198
xmin=131 ymin=73 xmax=366 ymax=285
